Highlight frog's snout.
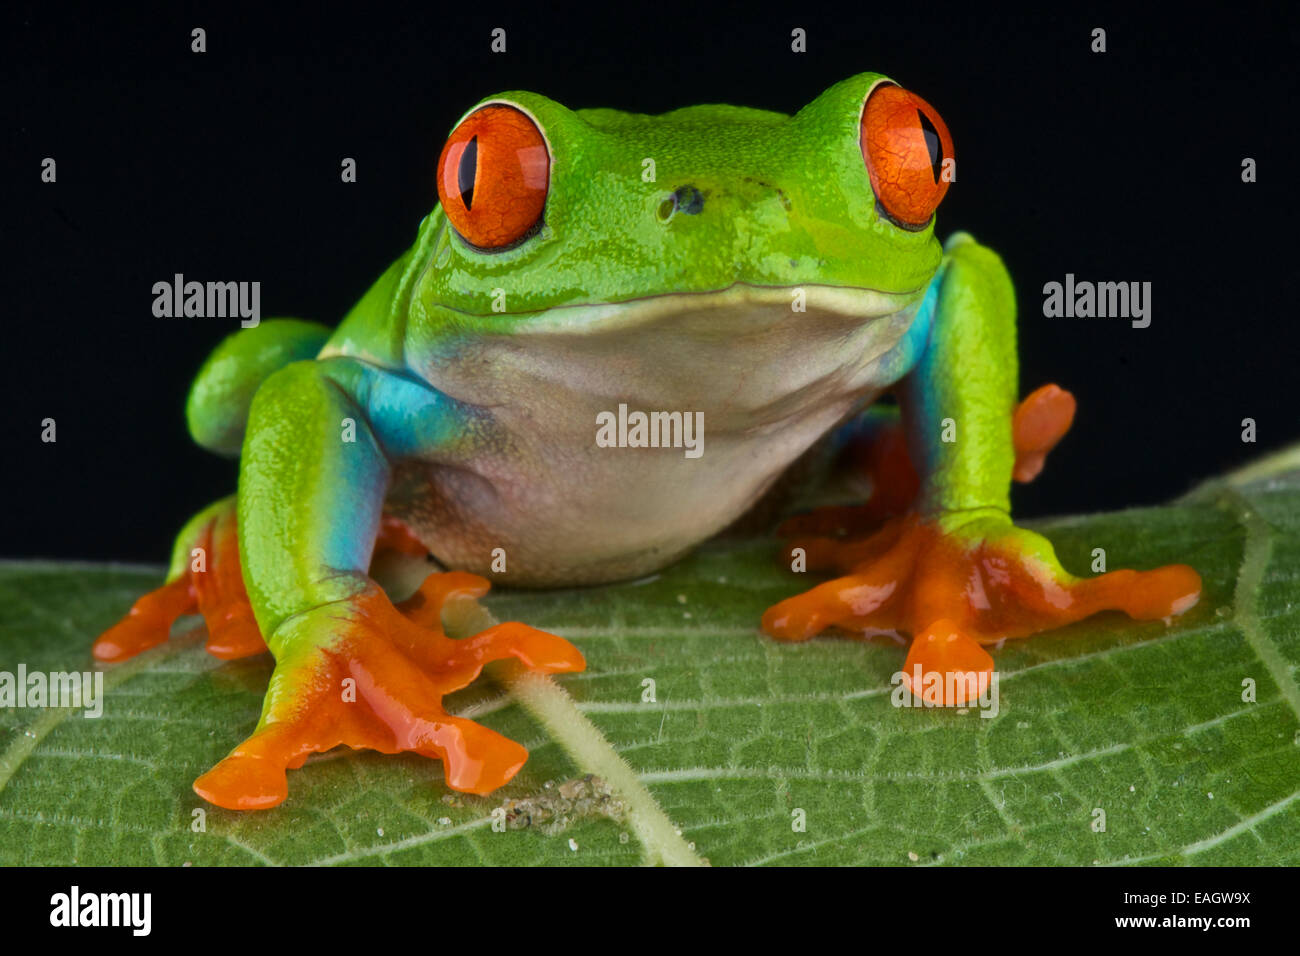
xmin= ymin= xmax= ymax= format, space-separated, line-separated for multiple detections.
xmin=655 ymin=178 xmax=793 ymax=228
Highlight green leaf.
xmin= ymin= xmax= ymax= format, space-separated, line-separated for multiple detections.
xmin=2 ymin=446 xmax=1298 ymax=866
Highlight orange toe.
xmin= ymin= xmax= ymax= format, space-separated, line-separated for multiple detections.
xmin=451 ymin=621 xmax=592 ymax=674
xmin=192 ymin=511 xmax=268 ymax=660
xmin=93 ymin=503 xmax=269 ymax=663
xmin=202 ymin=609 xmax=268 ymax=660
xmin=1061 ymin=563 xmax=1202 ymax=622
xmin=431 ymin=718 xmax=530 ymax=795
xmin=901 ymin=621 xmax=995 ymax=706
xmin=1012 ymin=384 xmax=1076 ymax=483
xmin=92 ymin=575 xmax=196 ymax=662
xmin=194 ymin=751 xmax=290 ymax=811
xmin=395 ymin=570 xmax=491 ymax=629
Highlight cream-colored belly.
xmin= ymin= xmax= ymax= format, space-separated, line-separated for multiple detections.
xmin=393 ymin=286 xmax=921 ymax=586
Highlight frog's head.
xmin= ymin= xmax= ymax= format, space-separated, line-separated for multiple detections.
xmin=414 ymin=72 xmax=953 ymax=348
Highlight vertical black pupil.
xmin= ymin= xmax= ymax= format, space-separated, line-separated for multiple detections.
xmin=458 ymin=136 xmax=478 ymax=210
xmin=916 ymin=110 xmax=942 ymax=184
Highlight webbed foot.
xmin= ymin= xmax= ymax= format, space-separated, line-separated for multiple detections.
xmin=762 ymin=511 xmax=1200 ymax=705
xmin=192 ymin=573 xmax=585 ymax=809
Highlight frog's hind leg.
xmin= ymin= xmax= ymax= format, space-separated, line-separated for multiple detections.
xmin=93 ymin=497 xmax=265 ymax=662
xmin=94 ymin=506 xmax=437 ymax=664
xmin=778 ymin=385 xmax=1077 ymax=539
xmin=186 ymin=318 xmax=332 ymax=457
xmin=778 ymin=404 xmax=920 ymax=538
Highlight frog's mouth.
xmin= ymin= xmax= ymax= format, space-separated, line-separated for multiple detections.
xmin=508 ymin=281 xmax=925 ymax=336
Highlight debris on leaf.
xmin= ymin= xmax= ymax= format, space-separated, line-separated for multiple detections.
xmin=499 ymin=774 xmax=626 ymax=836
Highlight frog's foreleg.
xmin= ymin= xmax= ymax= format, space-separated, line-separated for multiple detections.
xmin=188 ymin=358 xmax=583 ymax=810
xmin=763 ymin=233 xmax=1200 ymax=703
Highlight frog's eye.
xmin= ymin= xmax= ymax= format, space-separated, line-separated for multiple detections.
xmin=437 ymin=104 xmax=550 ymax=250
xmin=860 ymin=84 xmax=954 ymax=230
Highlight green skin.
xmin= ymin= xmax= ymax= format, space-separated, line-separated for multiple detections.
xmin=178 ymin=72 xmax=1045 ymax=761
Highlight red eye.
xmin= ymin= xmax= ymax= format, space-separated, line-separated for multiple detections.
xmin=437 ymin=104 xmax=550 ymax=249
xmin=860 ymin=84 xmax=954 ymax=229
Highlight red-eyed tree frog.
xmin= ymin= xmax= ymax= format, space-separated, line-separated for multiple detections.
xmin=94 ymin=74 xmax=1201 ymax=810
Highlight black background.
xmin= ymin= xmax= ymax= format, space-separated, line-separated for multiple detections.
xmin=6 ymin=3 xmax=1298 ymax=562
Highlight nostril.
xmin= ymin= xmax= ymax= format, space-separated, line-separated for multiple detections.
xmin=671 ymin=185 xmax=704 ymax=215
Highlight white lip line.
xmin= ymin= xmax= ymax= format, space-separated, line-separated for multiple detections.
xmin=432 ymin=280 xmax=926 ymax=326
xmin=514 ymin=283 xmax=925 ymax=335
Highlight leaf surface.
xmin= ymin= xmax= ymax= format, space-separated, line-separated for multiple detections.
xmin=2 ymin=449 xmax=1297 ymax=866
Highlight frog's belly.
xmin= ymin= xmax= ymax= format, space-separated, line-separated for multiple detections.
xmin=390 ymin=389 xmax=882 ymax=585
xmin=393 ymin=288 xmax=921 ymax=586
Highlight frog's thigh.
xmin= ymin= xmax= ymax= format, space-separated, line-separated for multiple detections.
xmin=187 ymin=318 xmax=333 ymax=456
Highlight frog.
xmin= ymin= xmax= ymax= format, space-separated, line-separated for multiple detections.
xmin=93 ymin=73 xmax=1201 ymax=811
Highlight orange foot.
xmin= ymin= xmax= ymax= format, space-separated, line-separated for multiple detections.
xmin=193 ymin=572 xmax=585 ymax=810
xmin=93 ymin=503 xmax=265 ymax=662
xmin=762 ymin=512 xmax=1200 ymax=706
